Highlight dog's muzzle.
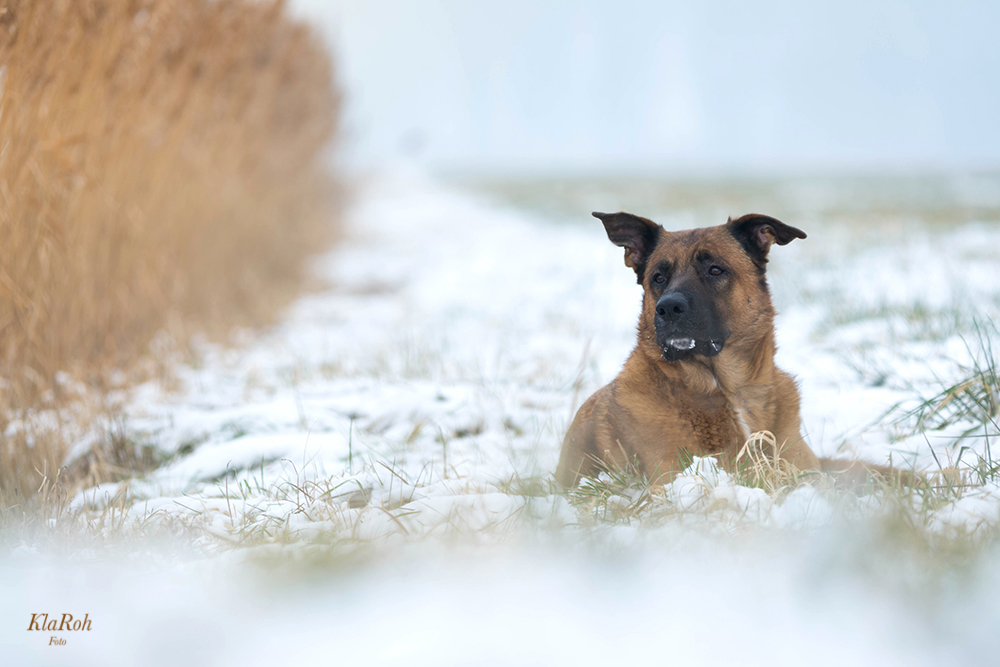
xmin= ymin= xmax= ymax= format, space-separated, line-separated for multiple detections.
xmin=655 ymin=291 xmax=726 ymax=361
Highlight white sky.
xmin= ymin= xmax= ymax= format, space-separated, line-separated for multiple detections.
xmin=292 ymin=0 xmax=1000 ymax=175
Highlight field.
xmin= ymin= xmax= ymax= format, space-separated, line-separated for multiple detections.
xmin=6 ymin=168 xmax=1000 ymax=665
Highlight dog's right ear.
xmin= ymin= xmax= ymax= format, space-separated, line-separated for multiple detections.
xmin=593 ymin=212 xmax=662 ymax=283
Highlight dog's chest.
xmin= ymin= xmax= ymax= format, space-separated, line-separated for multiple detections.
xmin=665 ymin=392 xmax=748 ymax=456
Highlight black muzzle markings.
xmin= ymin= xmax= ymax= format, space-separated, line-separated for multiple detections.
xmin=654 ymin=288 xmax=728 ymax=362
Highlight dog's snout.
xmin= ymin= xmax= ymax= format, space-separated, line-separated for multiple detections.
xmin=656 ymin=292 xmax=690 ymax=320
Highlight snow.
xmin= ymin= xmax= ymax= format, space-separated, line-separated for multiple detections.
xmin=7 ymin=169 xmax=1000 ymax=664
xmin=6 ymin=533 xmax=1000 ymax=666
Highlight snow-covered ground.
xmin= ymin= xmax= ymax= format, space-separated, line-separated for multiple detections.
xmin=6 ymin=170 xmax=1000 ymax=665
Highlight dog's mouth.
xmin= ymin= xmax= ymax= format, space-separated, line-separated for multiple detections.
xmin=659 ymin=337 xmax=725 ymax=362
xmin=666 ymin=337 xmax=695 ymax=350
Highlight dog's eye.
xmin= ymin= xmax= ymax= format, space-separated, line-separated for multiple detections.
xmin=653 ymin=273 xmax=666 ymax=284
xmin=708 ymin=266 xmax=725 ymax=277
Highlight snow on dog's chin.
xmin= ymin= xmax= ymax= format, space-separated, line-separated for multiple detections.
xmin=667 ymin=337 xmax=696 ymax=350
xmin=660 ymin=337 xmax=698 ymax=362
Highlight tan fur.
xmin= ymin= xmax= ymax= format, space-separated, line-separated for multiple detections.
xmin=557 ymin=217 xmax=824 ymax=487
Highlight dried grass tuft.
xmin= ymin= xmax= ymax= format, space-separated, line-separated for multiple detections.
xmin=733 ymin=430 xmax=806 ymax=495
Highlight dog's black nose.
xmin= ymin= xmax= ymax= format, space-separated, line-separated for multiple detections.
xmin=656 ymin=292 xmax=689 ymax=320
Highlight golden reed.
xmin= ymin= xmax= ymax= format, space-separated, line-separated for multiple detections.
xmin=0 ymin=0 xmax=340 ymax=506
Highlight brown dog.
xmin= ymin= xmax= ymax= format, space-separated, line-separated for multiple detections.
xmin=557 ymin=212 xmax=840 ymax=488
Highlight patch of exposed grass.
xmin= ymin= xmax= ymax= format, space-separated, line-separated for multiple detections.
xmin=883 ymin=320 xmax=1000 ymax=455
xmin=567 ymin=457 xmax=657 ymax=523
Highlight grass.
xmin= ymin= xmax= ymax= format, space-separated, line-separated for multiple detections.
xmin=885 ymin=320 xmax=1000 ymax=446
xmin=6 ymin=415 xmax=995 ymax=570
xmin=568 ymin=456 xmax=658 ymax=522
xmin=818 ymin=302 xmax=971 ymax=345
xmin=0 ymin=0 xmax=340 ymax=511
xmin=868 ymin=319 xmax=1000 ymax=500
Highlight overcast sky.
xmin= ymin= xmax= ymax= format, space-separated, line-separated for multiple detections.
xmin=292 ymin=0 xmax=1000 ymax=175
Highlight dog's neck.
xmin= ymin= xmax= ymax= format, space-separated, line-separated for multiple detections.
xmin=640 ymin=334 xmax=772 ymax=443
xmin=648 ymin=331 xmax=773 ymax=392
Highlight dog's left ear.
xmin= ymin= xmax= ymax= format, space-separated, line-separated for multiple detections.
xmin=593 ymin=211 xmax=662 ymax=283
xmin=727 ymin=214 xmax=806 ymax=265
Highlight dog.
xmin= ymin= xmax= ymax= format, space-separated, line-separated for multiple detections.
xmin=556 ymin=211 xmax=893 ymax=488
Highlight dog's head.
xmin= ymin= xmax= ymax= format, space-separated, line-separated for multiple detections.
xmin=595 ymin=211 xmax=805 ymax=363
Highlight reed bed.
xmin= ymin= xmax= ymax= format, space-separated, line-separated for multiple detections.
xmin=0 ymin=0 xmax=340 ymax=508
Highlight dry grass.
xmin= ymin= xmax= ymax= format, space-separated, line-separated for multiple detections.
xmin=732 ymin=430 xmax=807 ymax=495
xmin=0 ymin=0 xmax=340 ymax=511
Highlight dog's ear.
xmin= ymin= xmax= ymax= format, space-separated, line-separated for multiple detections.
xmin=727 ymin=214 xmax=806 ymax=266
xmin=593 ymin=212 xmax=662 ymax=283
